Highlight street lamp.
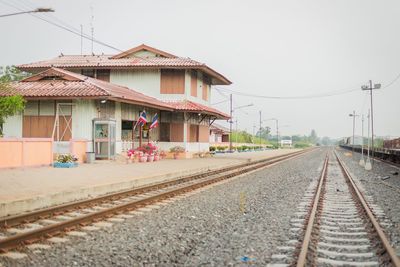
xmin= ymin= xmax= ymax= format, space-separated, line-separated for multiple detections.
xmin=359 ymin=114 xmax=365 ymax=167
xmin=348 ymin=111 xmax=359 ymax=154
xmin=361 ymin=80 xmax=380 ymax=164
xmin=0 ymin=8 xmax=54 ymax=18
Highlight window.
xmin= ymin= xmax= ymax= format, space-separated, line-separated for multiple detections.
xmin=81 ymin=69 xmax=95 ymax=78
xmin=97 ymin=69 xmax=110 ymax=82
xmin=160 ymin=69 xmax=185 ymax=94
xmin=190 ymin=71 xmax=197 ymax=97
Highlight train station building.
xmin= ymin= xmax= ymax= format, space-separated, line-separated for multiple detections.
xmin=1 ymin=44 xmax=231 ymax=159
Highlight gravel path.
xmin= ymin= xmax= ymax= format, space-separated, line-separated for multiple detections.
xmin=336 ymin=147 xmax=400 ymax=255
xmin=1 ymin=148 xmax=326 ymax=267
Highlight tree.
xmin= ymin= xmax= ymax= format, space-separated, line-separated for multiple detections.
xmin=0 ymin=66 xmax=29 ymax=82
xmin=0 ymin=66 xmax=27 ymax=136
xmin=256 ymin=126 xmax=271 ymax=141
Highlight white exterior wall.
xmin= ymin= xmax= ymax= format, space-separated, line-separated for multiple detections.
xmin=110 ymin=69 xmax=161 ymax=99
xmin=2 ymin=113 xmax=23 ymax=138
xmin=111 ymin=69 xmax=211 ymax=105
xmin=72 ymin=99 xmax=97 ymax=152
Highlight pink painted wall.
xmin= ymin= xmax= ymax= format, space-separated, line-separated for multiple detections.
xmin=70 ymin=139 xmax=89 ymax=163
xmin=0 ymin=138 xmax=53 ymax=168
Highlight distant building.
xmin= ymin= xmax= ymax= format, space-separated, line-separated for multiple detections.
xmin=280 ymin=139 xmax=292 ymax=147
xmin=209 ymin=123 xmax=230 ymax=143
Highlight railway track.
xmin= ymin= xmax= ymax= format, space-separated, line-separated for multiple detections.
xmin=0 ymin=149 xmax=312 ymax=253
xmin=296 ymin=150 xmax=400 ymax=266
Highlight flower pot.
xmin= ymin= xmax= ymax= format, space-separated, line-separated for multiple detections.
xmin=173 ymin=153 xmax=179 ymax=159
xmin=147 ymin=155 xmax=154 ymax=162
xmin=154 ymin=155 xmax=160 ymax=161
xmin=139 ymin=156 xmax=147 ymax=163
xmin=53 ymin=162 xmax=77 ymax=168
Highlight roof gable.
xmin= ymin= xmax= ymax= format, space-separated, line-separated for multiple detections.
xmin=110 ymin=44 xmax=177 ymax=59
xmin=22 ymin=68 xmax=84 ymax=82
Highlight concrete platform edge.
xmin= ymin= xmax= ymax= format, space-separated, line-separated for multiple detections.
xmin=0 ymin=161 xmax=241 ymax=218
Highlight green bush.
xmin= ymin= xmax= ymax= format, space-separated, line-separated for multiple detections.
xmin=209 ymin=146 xmax=216 ymax=152
xmin=216 ymin=146 xmax=226 ymax=151
xmin=294 ymin=142 xmax=311 ymax=148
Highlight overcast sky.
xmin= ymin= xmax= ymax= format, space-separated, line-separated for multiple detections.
xmin=1 ymin=0 xmax=399 ymax=139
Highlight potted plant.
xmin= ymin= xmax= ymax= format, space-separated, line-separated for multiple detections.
xmin=139 ymin=153 xmax=147 ymax=163
xmin=160 ymin=150 xmax=166 ymax=159
xmin=126 ymin=149 xmax=135 ymax=164
xmin=54 ymin=154 xmax=78 ymax=168
xmin=170 ymin=146 xmax=185 ymax=159
xmin=154 ymin=151 xmax=160 ymax=161
xmin=147 ymin=153 xmax=155 ymax=162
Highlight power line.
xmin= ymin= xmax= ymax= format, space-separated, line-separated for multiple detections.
xmin=215 ymin=86 xmax=360 ymax=99
xmin=0 ymin=0 xmax=123 ymax=52
xmin=382 ymin=71 xmax=400 ymax=89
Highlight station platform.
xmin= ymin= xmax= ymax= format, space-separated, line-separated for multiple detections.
xmin=0 ymin=149 xmax=300 ymax=217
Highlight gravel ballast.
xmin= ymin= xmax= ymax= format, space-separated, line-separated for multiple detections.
xmin=336 ymin=147 xmax=400 ymax=254
xmin=1 ymin=149 xmax=326 ymax=267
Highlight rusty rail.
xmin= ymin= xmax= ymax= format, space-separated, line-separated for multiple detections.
xmin=335 ymin=151 xmax=400 ymax=267
xmin=296 ymin=154 xmax=328 ymax=267
xmin=296 ymin=151 xmax=400 ymax=266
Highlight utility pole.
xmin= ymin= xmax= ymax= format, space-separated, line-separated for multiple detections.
xmin=349 ymin=111 xmax=359 ymax=154
xmin=359 ymin=114 xmax=365 ymax=166
xmin=365 ymin=109 xmax=372 ymax=170
xmin=362 ymin=80 xmax=381 ymax=164
xmin=229 ymin=94 xmax=233 ymax=152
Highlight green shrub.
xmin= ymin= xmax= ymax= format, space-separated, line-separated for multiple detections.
xmin=209 ymin=146 xmax=216 ymax=152
xmin=294 ymin=142 xmax=311 ymax=148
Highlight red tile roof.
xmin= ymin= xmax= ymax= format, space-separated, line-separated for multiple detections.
xmin=1 ymin=68 xmax=173 ymax=111
xmin=18 ymin=45 xmax=231 ymax=85
xmin=166 ymin=100 xmax=230 ymax=120
xmin=111 ymin=44 xmax=178 ymax=59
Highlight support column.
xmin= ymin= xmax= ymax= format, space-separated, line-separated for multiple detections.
xmin=183 ymin=112 xmax=188 ymax=151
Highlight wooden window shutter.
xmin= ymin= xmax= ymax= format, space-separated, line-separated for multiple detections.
xmin=161 ymin=70 xmax=185 ymax=94
xmin=191 ymin=71 xmax=197 ymax=97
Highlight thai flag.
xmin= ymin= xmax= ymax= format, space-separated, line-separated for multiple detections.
xmin=149 ymin=113 xmax=159 ymax=130
xmin=138 ymin=111 xmax=147 ymax=126
xmin=133 ymin=110 xmax=147 ymax=130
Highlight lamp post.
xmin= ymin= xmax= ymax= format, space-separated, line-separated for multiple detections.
xmin=348 ymin=111 xmax=359 ymax=154
xmin=365 ymin=109 xmax=372 ymax=170
xmin=361 ymin=80 xmax=381 ymax=164
xmin=0 ymin=8 xmax=54 ymax=17
xmin=359 ymin=115 xmax=365 ymax=166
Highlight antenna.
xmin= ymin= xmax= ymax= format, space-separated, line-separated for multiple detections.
xmin=90 ymin=6 xmax=94 ymax=54
xmin=80 ymin=24 xmax=83 ymax=55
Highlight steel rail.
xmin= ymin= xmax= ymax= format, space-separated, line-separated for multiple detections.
xmin=296 ymin=154 xmax=329 ymax=267
xmin=0 ymin=148 xmax=315 ymax=251
xmin=335 ymin=151 xmax=400 ymax=267
xmin=0 ymin=149 xmax=312 ymax=229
